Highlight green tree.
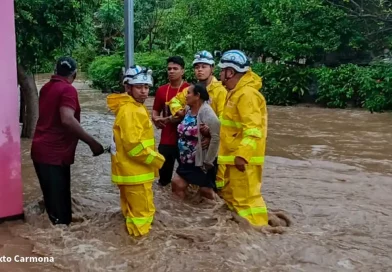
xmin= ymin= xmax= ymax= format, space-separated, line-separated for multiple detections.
xmin=327 ymin=0 xmax=392 ymax=53
xmin=95 ymin=0 xmax=124 ymax=54
xmin=247 ymin=0 xmax=353 ymax=59
xmin=14 ymin=0 xmax=98 ymax=138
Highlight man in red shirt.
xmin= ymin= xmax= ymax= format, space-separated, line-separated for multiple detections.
xmin=152 ymin=56 xmax=190 ymax=186
xmin=31 ymin=56 xmax=104 ymax=225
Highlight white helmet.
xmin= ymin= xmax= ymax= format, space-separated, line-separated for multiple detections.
xmin=192 ymin=50 xmax=215 ymax=66
xmin=123 ymin=65 xmax=153 ymax=86
xmin=218 ymin=50 xmax=250 ymax=73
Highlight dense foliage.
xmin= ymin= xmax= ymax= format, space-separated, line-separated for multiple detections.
xmin=15 ymin=0 xmax=392 ymax=112
xmin=15 ymin=0 xmax=99 ymax=72
xmin=88 ymin=51 xmax=196 ymax=93
xmin=314 ymin=64 xmax=392 ymax=112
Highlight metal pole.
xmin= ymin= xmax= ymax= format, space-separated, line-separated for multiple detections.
xmin=124 ymin=0 xmax=134 ymax=69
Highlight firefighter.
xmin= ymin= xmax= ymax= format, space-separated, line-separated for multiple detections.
xmin=217 ymin=50 xmax=269 ymax=226
xmin=107 ymin=65 xmax=165 ymax=236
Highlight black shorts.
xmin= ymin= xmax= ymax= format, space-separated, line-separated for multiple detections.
xmin=33 ymin=162 xmax=72 ymax=225
xmin=176 ymin=161 xmax=217 ymax=189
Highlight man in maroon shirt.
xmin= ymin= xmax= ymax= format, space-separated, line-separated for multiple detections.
xmin=152 ymin=56 xmax=190 ymax=186
xmin=31 ymin=57 xmax=104 ymax=225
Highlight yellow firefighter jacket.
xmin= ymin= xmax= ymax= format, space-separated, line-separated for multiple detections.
xmin=218 ymin=69 xmax=267 ymax=165
xmin=167 ymin=77 xmax=227 ymax=117
xmin=107 ymin=93 xmax=165 ymax=185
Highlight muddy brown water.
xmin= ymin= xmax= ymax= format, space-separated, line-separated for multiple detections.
xmin=1 ymin=75 xmax=392 ymax=271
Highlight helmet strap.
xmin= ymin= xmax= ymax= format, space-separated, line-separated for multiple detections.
xmin=223 ymin=69 xmax=236 ymax=88
xmin=225 ymin=69 xmax=234 ymax=80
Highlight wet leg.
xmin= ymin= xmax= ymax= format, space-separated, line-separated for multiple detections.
xmin=199 ymin=187 xmax=215 ymax=200
xmin=171 ymin=174 xmax=188 ymax=200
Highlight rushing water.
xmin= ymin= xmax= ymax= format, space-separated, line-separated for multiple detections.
xmin=1 ymin=75 xmax=392 ymax=271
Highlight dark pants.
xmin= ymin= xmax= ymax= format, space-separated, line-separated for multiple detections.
xmin=33 ymin=162 xmax=72 ymax=225
xmin=158 ymin=144 xmax=179 ymax=186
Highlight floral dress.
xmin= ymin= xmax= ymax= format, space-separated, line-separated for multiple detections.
xmin=177 ymin=111 xmax=198 ymax=164
xmin=176 ymin=110 xmax=217 ymax=189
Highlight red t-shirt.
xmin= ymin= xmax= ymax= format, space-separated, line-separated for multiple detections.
xmin=31 ymin=75 xmax=81 ymax=165
xmin=153 ymin=82 xmax=190 ymax=145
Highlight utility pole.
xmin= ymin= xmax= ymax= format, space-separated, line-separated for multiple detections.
xmin=124 ymin=0 xmax=134 ymax=69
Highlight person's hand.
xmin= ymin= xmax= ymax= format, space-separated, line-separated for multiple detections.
xmin=161 ymin=117 xmax=171 ymax=125
xmin=200 ymin=123 xmax=210 ymax=137
xmin=234 ymin=156 xmax=247 ymax=172
xmin=203 ymin=162 xmax=213 ymax=170
xmin=103 ymin=145 xmax=111 ymax=153
xmin=152 ymin=116 xmax=165 ymax=129
xmin=175 ymin=109 xmax=186 ymax=119
xmin=152 ymin=116 xmax=160 ymax=128
xmin=201 ymin=137 xmax=211 ymax=149
xmin=89 ymin=140 xmax=104 ymax=157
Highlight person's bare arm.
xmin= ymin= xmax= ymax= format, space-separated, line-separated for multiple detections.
xmin=152 ymin=109 xmax=160 ymax=119
xmin=152 ymin=109 xmax=165 ymax=128
xmin=60 ymin=107 xmax=103 ymax=155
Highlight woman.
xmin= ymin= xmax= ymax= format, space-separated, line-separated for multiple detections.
xmin=172 ymin=83 xmax=220 ymax=200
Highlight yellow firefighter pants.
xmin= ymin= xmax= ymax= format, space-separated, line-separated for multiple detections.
xmin=118 ymin=182 xmax=155 ymax=236
xmin=215 ymin=164 xmax=226 ymax=189
xmin=220 ymin=165 xmax=269 ymax=226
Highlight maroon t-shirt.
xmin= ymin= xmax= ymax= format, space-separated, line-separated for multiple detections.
xmin=31 ymin=75 xmax=81 ymax=165
xmin=153 ymin=82 xmax=190 ymax=146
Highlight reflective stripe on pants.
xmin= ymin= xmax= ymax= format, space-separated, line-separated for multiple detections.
xmin=218 ymin=155 xmax=265 ymax=165
xmin=220 ymin=165 xmax=268 ymax=226
xmin=215 ymin=164 xmax=226 ymax=189
xmin=119 ymin=182 xmax=155 ymax=236
xmin=112 ymin=172 xmax=155 ymax=184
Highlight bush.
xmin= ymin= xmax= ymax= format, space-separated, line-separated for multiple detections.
xmin=73 ymin=44 xmax=98 ymax=73
xmin=88 ymin=52 xmax=392 ymax=112
xmin=252 ymin=63 xmax=312 ymax=105
xmin=251 ymin=62 xmax=392 ymax=112
xmin=356 ymin=64 xmax=392 ymax=112
xmin=88 ymin=54 xmax=124 ymax=93
xmin=313 ymin=64 xmax=360 ymax=108
xmin=88 ymin=51 xmax=196 ymax=94
xmin=313 ymin=63 xmax=392 ymax=112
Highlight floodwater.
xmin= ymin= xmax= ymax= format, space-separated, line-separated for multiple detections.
xmin=1 ymin=75 xmax=392 ymax=271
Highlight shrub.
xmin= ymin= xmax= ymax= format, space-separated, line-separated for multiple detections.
xmin=313 ymin=63 xmax=392 ymax=112
xmin=88 ymin=52 xmax=392 ymax=112
xmin=88 ymin=51 xmax=196 ymax=94
xmin=88 ymin=54 xmax=124 ymax=93
xmin=313 ymin=64 xmax=360 ymax=108
xmin=252 ymin=63 xmax=312 ymax=105
xmin=73 ymin=44 xmax=98 ymax=73
xmin=356 ymin=64 xmax=392 ymax=112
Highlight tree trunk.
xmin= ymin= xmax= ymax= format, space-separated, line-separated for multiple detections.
xmin=17 ymin=64 xmax=39 ymax=138
xmin=19 ymin=86 xmax=25 ymax=124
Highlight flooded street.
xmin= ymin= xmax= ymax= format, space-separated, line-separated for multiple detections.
xmin=1 ymin=75 xmax=392 ymax=271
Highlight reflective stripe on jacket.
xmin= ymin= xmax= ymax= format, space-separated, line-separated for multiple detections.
xmin=107 ymin=93 xmax=165 ymax=185
xmin=167 ymin=77 xmax=227 ymax=117
xmin=218 ymin=69 xmax=267 ymax=165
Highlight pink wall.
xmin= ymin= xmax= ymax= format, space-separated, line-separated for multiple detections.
xmin=0 ymin=0 xmax=24 ymax=220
